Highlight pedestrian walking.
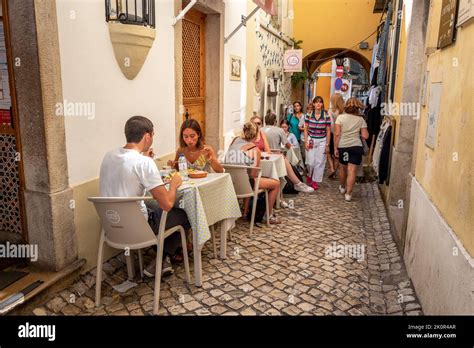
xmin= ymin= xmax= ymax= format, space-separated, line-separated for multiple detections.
xmin=327 ymin=93 xmax=345 ymax=179
xmin=334 ymin=97 xmax=369 ymax=202
xmin=304 ymin=96 xmax=331 ymax=190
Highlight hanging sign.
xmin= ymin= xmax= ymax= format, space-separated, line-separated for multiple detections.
xmin=283 ymin=49 xmax=303 ymax=72
xmin=253 ymin=0 xmax=277 ymax=16
xmin=336 ymin=66 xmax=344 ymax=78
xmin=335 ymin=78 xmax=343 ymax=90
xmin=437 ymin=0 xmax=459 ymax=48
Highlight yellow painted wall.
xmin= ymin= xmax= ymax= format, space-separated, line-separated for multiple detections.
xmin=315 ymin=60 xmax=332 ymax=108
xmin=413 ymin=0 xmax=474 ymax=256
xmin=293 ymin=0 xmax=381 ymax=62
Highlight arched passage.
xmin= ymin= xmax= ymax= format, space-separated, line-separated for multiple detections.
xmin=304 ymin=48 xmax=372 ymax=77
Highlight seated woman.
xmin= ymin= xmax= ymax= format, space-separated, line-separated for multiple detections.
xmin=168 ymin=119 xmax=224 ymax=173
xmin=225 ymin=122 xmax=282 ymax=224
xmin=250 ymin=116 xmax=313 ymax=194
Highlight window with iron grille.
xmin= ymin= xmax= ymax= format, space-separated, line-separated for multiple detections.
xmin=105 ymin=0 xmax=155 ymax=28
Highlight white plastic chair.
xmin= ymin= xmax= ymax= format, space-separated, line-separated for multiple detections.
xmin=88 ymin=196 xmax=191 ymax=315
xmin=221 ymin=164 xmax=270 ymax=235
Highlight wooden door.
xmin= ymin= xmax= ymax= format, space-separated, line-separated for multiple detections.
xmin=182 ymin=8 xmax=205 ymax=135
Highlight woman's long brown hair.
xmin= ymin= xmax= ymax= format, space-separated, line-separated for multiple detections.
xmin=179 ymin=119 xmax=204 ymax=149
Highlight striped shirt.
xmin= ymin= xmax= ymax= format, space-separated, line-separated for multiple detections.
xmin=305 ymin=111 xmax=331 ymax=139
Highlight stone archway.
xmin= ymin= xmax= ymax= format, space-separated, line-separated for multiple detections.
xmin=304 ymin=48 xmax=372 ymax=77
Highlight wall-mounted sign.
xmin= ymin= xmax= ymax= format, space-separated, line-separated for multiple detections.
xmin=425 ymin=82 xmax=442 ymax=149
xmin=336 ymin=66 xmax=344 ymax=78
xmin=457 ymin=0 xmax=474 ymax=27
xmin=283 ymin=49 xmax=302 ymax=72
xmin=230 ymin=55 xmax=242 ymax=81
xmin=437 ymin=0 xmax=459 ymax=49
xmin=335 ymin=78 xmax=343 ymax=90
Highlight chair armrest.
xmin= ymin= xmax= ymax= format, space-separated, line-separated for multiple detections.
xmin=88 ymin=196 xmax=155 ymax=203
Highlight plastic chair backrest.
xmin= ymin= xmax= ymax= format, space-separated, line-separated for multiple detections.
xmin=88 ymin=197 xmax=157 ymax=248
xmin=221 ymin=165 xmax=254 ymax=197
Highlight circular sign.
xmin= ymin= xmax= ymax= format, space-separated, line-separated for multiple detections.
xmin=287 ymin=54 xmax=300 ymax=66
xmin=335 ymin=78 xmax=343 ymax=90
xmin=341 ymin=83 xmax=349 ymax=92
xmin=336 ymin=66 xmax=344 ymax=78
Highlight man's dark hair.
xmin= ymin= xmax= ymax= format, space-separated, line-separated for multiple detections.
xmin=124 ymin=116 xmax=154 ymax=143
xmin=265 ymin=112 xmax=277 ymax=126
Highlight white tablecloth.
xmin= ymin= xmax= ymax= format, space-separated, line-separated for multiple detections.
xmin=260 ymin=154 xmax=287 ymax=180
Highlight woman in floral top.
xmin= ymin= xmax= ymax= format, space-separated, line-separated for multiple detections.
xmin=168 ymin=119 xmax=224 ymax=173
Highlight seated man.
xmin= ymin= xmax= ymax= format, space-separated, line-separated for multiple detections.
xmin=99 ymin=115 xmax=189 ymax=277
xmin=262 ymin=112 xmax=292 ymax=151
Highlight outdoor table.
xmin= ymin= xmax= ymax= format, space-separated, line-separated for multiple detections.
xmin=260 ymin=153 xmax=287 ymax=208
xmin=283 ymin=146 xmax=301 ymax=166
xmin=176 ymin=173 xmax=241 ymax=286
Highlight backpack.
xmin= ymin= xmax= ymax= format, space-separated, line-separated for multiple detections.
xmin=247 ymin=192 xmax=267 ymax=223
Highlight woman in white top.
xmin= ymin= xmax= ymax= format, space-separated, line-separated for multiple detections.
xmin=327 ymin=93 xmax=345 ymax=179
xmin=334 ymin=98 xmax=369 ymax=202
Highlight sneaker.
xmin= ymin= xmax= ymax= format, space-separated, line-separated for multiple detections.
xmin=339 ymin=185 xmax=346 ymax=194
xmin=143 ymin=255 xmax=174 ymax=278
xmin=269 ymin=215 xmax=282 ymax=224
xmin=311 ymin=182 xmax=319 ymax=190
xmin=306 ymin=176 xmax=313 ymax=185
xmin=281 ymin=200 xmax=289 ymax=208
xmin=344 ymin=193 xmax=352 ymax=202
xmin=294 ymin=182 xmax=314 ymax=193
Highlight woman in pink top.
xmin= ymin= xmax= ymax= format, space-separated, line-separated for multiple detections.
xmin=250 ymin=115 xmax=271 ymax=152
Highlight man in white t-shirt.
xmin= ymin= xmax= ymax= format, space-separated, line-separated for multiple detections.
xmin=99 ymin=116 xmax=188 ymax=277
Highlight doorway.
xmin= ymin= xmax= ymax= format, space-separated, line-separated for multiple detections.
xmin=0 ymin=2 xmax=28 ymax=269
xmin=182 ymin=8 xmax=206 ymax=136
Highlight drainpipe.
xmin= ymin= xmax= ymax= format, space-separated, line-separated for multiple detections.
xmin=172 ymin=0 xmax=197 ymax=26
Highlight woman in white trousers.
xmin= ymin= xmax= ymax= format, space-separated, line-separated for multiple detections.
xmin=304 ymin=96 xmax=331 ymax=190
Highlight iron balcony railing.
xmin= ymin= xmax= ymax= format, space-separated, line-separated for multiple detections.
xmin=105 ymin=0 xmax=155 ymax=28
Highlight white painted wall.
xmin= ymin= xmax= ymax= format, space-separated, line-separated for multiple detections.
xmin=56 ymin=0 xmax=176 ymax=186
xmin=223 ymin=0 xmax=248 ymax=147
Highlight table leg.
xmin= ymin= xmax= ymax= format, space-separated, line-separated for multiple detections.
xmin=276 ymin=178 xmax=286 ymax=209
xmin=193 ymin=229 xmax=202 ymax=287
xmin=220 ymin=221 xmax=227 ymax=259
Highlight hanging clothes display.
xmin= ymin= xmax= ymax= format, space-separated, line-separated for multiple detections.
xmin=378 ymin=124 xmax=392 ymax=184
xmin=372 ymin=119 xmax=391 ymax=174
xmin=376 ymin=2 xmax=393 ymax=103
xmin=370 ymin=41 xmax=379 ymax=83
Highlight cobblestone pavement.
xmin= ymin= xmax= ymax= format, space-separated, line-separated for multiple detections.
xmin=31 ymin=178 xmax=423 ymax=316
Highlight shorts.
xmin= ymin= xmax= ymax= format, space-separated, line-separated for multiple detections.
xmin=338 ymin=146 xmax=364 ymax=166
